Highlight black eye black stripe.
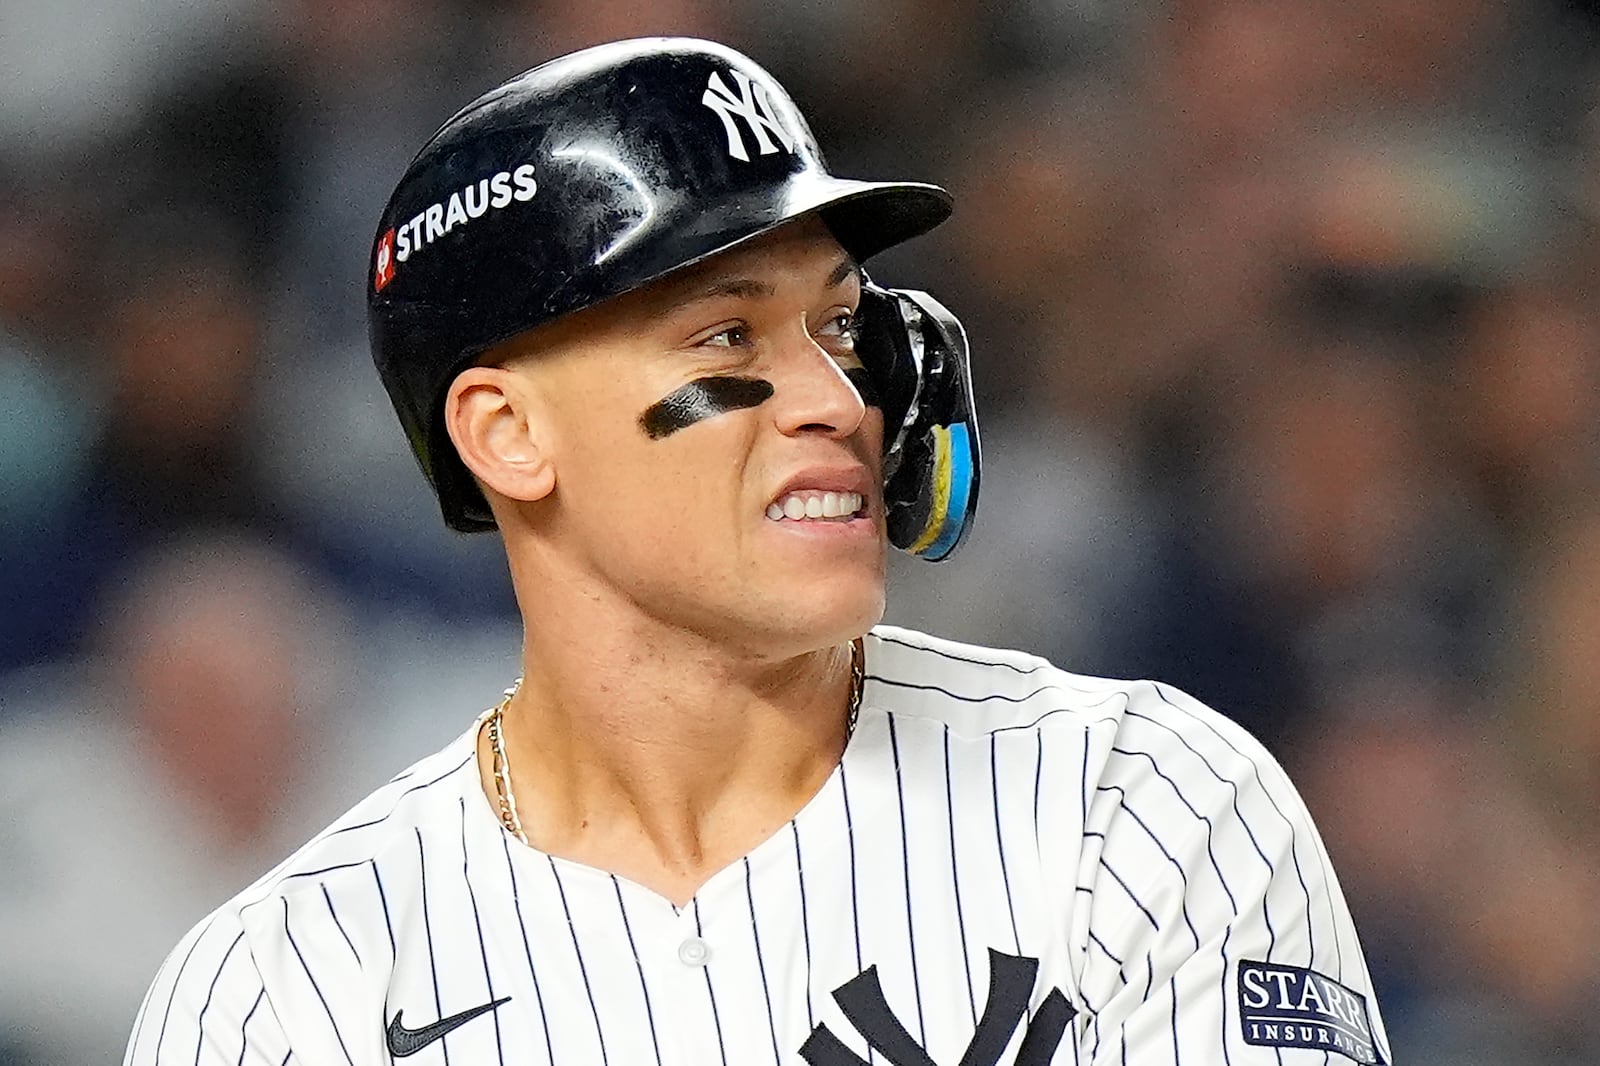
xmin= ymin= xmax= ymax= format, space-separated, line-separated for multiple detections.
xmin=639 ymin=376 xmax=775 ymax=439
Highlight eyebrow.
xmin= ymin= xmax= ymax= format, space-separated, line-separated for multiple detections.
xmin=688 ymin=256 xmax=860 ymax=304
xmin=826 ymin=257 xmax=861 ymax=290
xmin=699 ymin=277 xmax=773 ymax=301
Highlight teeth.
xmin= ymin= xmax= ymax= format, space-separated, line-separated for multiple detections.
xmin=767 ymin=491 xmax=864 ymax=521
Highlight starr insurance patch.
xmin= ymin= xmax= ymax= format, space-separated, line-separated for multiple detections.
xmin=1237 ymin=960 xmax=1384 ymax=1064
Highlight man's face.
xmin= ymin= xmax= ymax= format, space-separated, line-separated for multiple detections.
xmin=503 ymin=218 xmax=886 ymax=657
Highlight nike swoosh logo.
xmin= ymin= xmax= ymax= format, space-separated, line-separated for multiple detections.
xmin=386 ymin=996 xmax=511 ymax=1057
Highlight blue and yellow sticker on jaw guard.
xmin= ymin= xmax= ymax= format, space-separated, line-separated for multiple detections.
xmin=905 ymin=423 xmax=975 ymax=561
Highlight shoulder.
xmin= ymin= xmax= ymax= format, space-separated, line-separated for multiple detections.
xmin=220 ymin=717 xmax=483 ymax=929
xmin=865 ymin=624 xmax=1236 ymax=747
xmin=865 ymin=625 xmax=1125 ymax=730
xmin=126 ymin=720 xmax=487 ymax=1060
xmin=864 ymin=624 xmax=1296 ymax=825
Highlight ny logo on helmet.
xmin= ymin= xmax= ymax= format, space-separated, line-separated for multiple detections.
xmin=702 ymin=69 xmax=796 ymax=162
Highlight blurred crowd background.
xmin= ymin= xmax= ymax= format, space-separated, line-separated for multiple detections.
xmin=3 ymin=0 xmax=1599 ymax=1062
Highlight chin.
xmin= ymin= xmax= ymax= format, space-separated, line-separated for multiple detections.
xmin=759 ymin=577 xmax=885 ymax=658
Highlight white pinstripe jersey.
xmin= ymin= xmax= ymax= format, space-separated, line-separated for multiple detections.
xmin=125 ymin=626 xmax=1391 ymax=1066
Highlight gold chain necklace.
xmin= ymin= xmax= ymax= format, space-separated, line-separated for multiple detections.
xmin=485 ymin=681 xmax=529 ymax=845
xmin=487 ymin=639 xmax=865 ymax=845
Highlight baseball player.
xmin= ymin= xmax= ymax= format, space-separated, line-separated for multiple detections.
xmin=126 ymin=38 xmax=1390 ymax=1066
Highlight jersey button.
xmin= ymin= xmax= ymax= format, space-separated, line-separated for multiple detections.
xmin=677 ymin=937 xmax=712 ymax=966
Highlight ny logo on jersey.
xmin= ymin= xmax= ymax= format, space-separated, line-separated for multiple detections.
xmin=701 ymin=69 xmax=797 ymax=162
xmin=800 ymin=950 xmax=1073 ymax=1066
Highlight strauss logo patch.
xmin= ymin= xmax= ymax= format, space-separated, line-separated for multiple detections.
xmin=377 ymin=164 xmax=539 ymax=288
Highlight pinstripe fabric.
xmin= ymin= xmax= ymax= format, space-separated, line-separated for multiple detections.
xmin=125 ymin=626 xmax=1388 ymax=1065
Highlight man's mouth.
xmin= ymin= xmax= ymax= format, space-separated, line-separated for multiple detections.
xmin=765 ymin=490 xmax=866 ymax=522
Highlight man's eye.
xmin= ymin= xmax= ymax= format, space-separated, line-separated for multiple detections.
xmin=816 ymin=311 xmax=857 ymax=344
xmin=703 ymin=324 xmax=750 ymax=348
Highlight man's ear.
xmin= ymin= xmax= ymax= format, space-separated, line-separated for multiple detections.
xmin=444 ymin=365 xmax=557 ymax=506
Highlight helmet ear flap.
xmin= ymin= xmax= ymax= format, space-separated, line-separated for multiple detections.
xmin=853 ymin=282 xmax=981 ymax=561
xmin=852 ymin=283 xmax=920 ymax=446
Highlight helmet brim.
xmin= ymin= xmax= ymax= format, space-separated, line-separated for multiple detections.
xmin=802 ymin=177 xmax=954 ymax=263
xmin=664 ymin=176 xmax=954 ymax=281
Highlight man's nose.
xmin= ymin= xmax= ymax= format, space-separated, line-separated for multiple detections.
xmin=767 ymin=322 xmax=868 ymax=439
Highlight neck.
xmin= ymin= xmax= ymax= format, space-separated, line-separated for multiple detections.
xmin=482 ymin=618 xmax=861 ymax=905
